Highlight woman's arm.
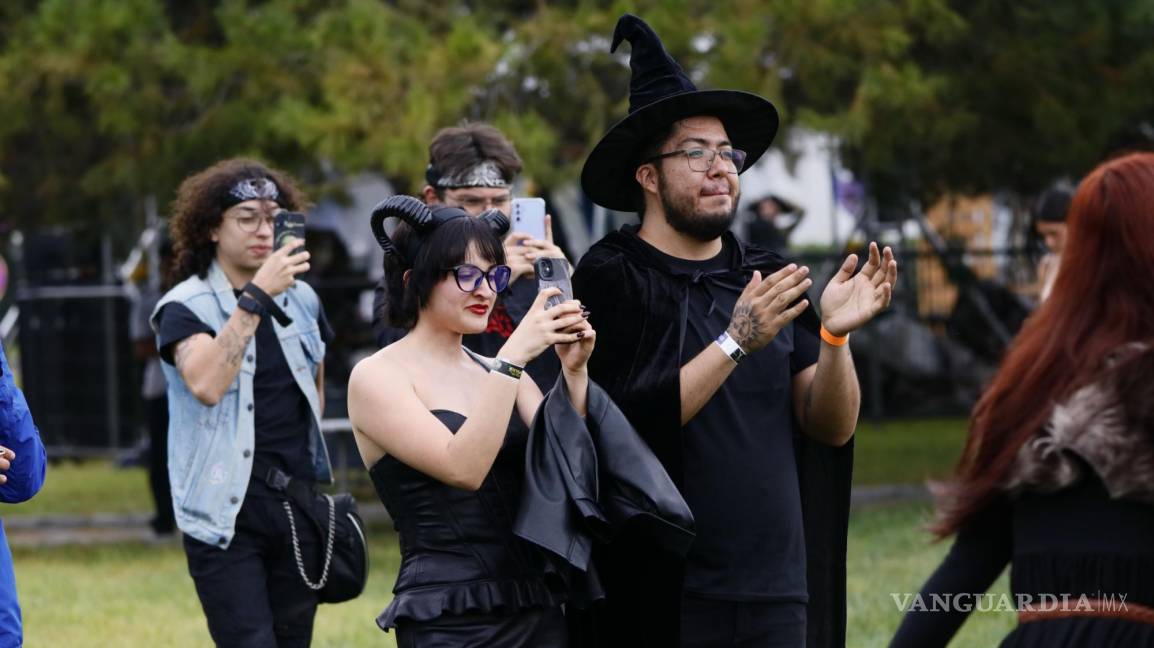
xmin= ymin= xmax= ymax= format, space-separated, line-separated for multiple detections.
xmin=348 ymin=356 xmax=520 ymax=491
xmin=515 ymin=374 xmax=545 ymax=427
xmin=890 ymin=499 xmax=1013 ymax=648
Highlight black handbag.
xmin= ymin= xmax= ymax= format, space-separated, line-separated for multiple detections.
xmin=257 ymin=463 xmax=370 ymax=603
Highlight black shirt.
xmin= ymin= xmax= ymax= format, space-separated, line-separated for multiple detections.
xmin=649 ymin=237 xmax=820 ymax=602
xmin=156 ymin=295 xmax=333 ymax=490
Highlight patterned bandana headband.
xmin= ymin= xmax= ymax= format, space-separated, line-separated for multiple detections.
xmin=425 ymin=160 xmax=511 ymax=190
xmin=220 ymin=177 xmax=284 ymax=210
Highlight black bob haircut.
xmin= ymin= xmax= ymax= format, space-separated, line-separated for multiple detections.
xmin=383 ymin=216 xmax=506 ymax=329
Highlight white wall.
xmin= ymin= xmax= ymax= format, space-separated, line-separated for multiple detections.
xmin=738 ymin=130 xmax=859 ymax=248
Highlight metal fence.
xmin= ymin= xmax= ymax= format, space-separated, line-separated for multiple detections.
xmin=9 ymin=244 xmax=1039 ymax=457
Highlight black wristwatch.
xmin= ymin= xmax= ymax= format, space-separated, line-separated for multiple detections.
xmin=243 ymin=282 xmax=293 ymax=326
xmin=237 ymin=293 xmax=266 ymax=318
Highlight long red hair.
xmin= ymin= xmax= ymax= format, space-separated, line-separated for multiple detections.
xmin=932 ymin=152 xmax=1154 ymax=537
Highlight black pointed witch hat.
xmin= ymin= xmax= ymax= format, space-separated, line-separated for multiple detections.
xmin=581 ymin=14 xmax=779 ymax=212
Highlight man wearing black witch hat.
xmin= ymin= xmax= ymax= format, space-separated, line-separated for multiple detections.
xmin=572 ymin=15 xmax=898 ymax=648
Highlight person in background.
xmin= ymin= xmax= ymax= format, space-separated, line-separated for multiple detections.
xmin=892 ymin=152 xmax=1154 ymax=647
xmin=0 ymin=344 xmax=48 ymax=648
xmin=1032 ymin=185 xmax=1073 ymax=303
xmin=129 ymin=236 xmax=176 ymax=535
xmin=152 ymin=159 xmax=335 ymax=647
xmin=745 ymin=193 xmax=805 ymax=256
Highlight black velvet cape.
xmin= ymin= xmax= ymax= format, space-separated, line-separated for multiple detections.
xmin=570 ymin=224 xmax=854 ymax=648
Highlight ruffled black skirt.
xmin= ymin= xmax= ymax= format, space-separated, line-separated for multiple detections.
xmin=393 ymin=605 xmax=567 ymax=648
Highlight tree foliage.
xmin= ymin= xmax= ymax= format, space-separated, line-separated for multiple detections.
xmin=1 ymin=0 xmax=1152 ymax=236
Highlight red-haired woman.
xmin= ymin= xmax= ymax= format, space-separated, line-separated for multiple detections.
xmin=891 ymin=152 xmax=1154 ymax=647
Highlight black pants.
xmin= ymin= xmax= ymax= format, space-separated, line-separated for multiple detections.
xmin=183 ymin=490 xmax=322 ymax=648
xmin=146 ymin=395 xmax=174 ymax=533
xmin=680 ymin=596 xmax=806 ymax=648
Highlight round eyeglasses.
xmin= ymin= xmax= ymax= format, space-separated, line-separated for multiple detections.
xmin=444 ymin=264 xmax=512 ymax=293
xmin=227 ymin=212 xmax=277 ymax=233
xmin=643 ymin=147 xmax=747 ymax=174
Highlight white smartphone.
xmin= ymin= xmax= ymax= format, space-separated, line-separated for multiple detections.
xmin=511 ymin=197 xmax=547 ymax=240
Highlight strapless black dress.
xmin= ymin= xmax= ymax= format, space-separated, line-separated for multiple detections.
xmin=371 ymin=409 xmax=568 ymax=647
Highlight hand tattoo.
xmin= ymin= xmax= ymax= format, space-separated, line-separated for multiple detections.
xmin=727 ymin=302 xmax=763 ymax=349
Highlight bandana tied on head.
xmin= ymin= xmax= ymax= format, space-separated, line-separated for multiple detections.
xmin=425 ymin=160 xmax=511 ymax=190
xmin=220 ymin=177 xmax=284 ymax=210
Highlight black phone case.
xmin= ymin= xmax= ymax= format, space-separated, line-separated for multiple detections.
xmin=274 ymin=212 xmax=307 ymax=251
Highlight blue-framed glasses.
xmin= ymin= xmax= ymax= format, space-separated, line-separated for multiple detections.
xmin=444 ymin=264 xmax=512 ymax=293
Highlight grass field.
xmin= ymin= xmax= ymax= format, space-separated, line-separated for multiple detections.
xmin=16 ymin=417 xmax=971 ymax=517
xmin=12 ymin=502 xmax=1014 ymax=647
xmin=7 ymin=417 xmax=1000 ymax=646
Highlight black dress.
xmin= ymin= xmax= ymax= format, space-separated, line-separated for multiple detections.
xmin=371 ymin=409 xmax=569 ymax=648
xmin=891 ymin=474 xmax=1154 ymax=647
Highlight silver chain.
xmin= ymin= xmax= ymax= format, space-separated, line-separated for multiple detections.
xmin=283 ymin=493 xmax=336 ymax=591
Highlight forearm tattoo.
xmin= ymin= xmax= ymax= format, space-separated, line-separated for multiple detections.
xmin=218 ymin=319 xmax=255 ymax=368
xmin=727 ymin=302 xmax=763 ymax=349
xmin=173 ymin=338 xmax=195 ymax=372
xmin=218 ymin=325 xmax=252 ymax=366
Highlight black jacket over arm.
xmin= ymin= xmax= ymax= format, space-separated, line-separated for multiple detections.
xmin=514 ymin=373 xmax=696 ymax=609
xmin=571 ymin=225 xmax=854 ymax=648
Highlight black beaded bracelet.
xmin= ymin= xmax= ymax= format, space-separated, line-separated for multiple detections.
xmin=243 ymin=282 xmax=293 ymax=326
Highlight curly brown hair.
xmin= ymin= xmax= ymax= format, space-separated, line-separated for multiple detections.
xmin=168 ymin=159 xmax=307 ymax=281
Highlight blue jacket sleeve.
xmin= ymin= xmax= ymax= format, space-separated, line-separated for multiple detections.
xmin=0 ymin=347 xmax=46 ymax=504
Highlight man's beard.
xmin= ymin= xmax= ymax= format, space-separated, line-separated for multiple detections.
xmin=658 ymin=172 xmax=739 ymax=242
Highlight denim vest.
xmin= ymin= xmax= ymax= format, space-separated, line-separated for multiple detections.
xmin=151 ymin=261 xmax=332 ymax=548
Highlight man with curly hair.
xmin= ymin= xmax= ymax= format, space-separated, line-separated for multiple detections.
xmin=151 ymin=158 xmax=335 ymax=647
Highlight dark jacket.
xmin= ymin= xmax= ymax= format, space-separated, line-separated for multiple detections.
xmin=515 ymin=374 xmax=695 ymax=587
xmin=571 ymin=224 xmax=854 ymax=648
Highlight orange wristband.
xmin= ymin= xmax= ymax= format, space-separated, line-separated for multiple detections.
xmin=820 ymin=325 xmax=849 ymax=347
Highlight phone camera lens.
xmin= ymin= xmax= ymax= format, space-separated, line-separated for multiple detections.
xmin=540 ymin=259 xmax=553 ymax=277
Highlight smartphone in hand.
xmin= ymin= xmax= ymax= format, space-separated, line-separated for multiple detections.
xmin=535 ymin=257 xmax=573 ymax=310
xmin=511 ymin=198 xmax=547 ymax=240
xmin=274 ymin=211 xmax=306 ymax=254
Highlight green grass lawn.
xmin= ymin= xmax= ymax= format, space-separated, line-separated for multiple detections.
xmin=847 ymin=501 xmax=1015 ymax=647
xmin=853 ymin=417 xmax=969 ymax=487
xmin=12 ymin=502 xmax=1015 ymax=647
xmin=12 ymin=416 xmax=970 ymax=519
xmin=15 ymin=521 xmax=403 ymax=648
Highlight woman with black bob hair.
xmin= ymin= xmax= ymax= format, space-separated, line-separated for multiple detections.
xmin=348 ymin=196 xmax=593 ymax=646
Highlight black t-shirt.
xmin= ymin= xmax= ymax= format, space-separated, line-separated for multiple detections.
xmin=649 ymin=238 xmax=820 ymax=602
xmin=156 ymin=294 xmax=333 ymax=490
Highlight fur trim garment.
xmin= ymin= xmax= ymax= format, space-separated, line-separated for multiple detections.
xmin=1005 ymin=343 xmax=1154 ymax=504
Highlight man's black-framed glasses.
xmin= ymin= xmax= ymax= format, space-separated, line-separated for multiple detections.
xmin=644 ymin=147 xmax=747 ymax=174
xmin=444 ymin=264 xmax=512 ymax=293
